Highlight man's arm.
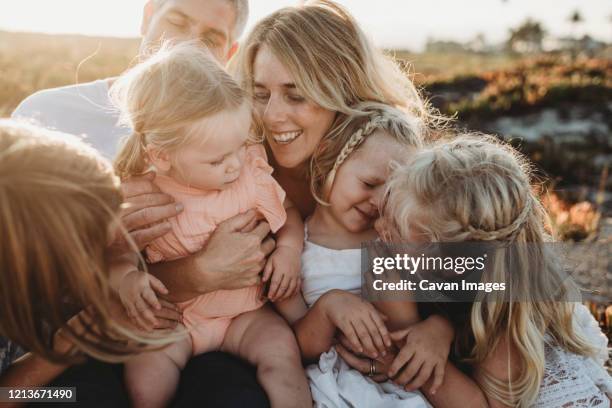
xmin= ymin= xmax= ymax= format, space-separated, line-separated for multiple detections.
xmin=119 ymin=174 xmax=275 ymax=302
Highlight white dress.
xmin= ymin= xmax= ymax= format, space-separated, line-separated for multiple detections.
xmin=301 ymin=230 xmax=431 ymax=408
xmin=301 ymin=230 xmax=612 ymax=408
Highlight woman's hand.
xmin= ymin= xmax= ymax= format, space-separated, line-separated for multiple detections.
xmin=387 ymin=314 xmax=454 ymax=394
xmin=263 ymin=245 xmax=301 ymax=301
xmin=321 ymin=290 xmax=391 ymax=359
xmin=335 ymin=333 xmax=396 ymax=382
xmin=118 ymin=269 xmax=170 ymax=331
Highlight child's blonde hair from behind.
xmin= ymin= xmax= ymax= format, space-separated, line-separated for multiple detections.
xmin=0 ymin=120 xmax=165 ymax=363
xmin=316 ymin=101 xmax=423 ymax=205
xmin=384 ymin=134 xmax=595 ymax=407
xmin=113 ymin=41 xmax=248 ymax=180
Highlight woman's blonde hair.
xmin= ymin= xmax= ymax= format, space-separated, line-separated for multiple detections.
xmin=384 ymin=134 xmax=595 ymax=407
xmin=113 ymin=41 xmax=247 ymax=180
xmin=231 ymin=0 xmax=445 ymax=187
xmin=314 ymin=101 xmax=423 ymax=204
xmin=0 ymin=120 xmax=162 ymax=363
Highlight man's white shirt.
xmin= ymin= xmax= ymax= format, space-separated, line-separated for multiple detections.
xmin=11 ymin=79 xmax=130 ymax=160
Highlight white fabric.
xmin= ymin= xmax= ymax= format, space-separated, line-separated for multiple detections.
xmin=11 ymin=79 xmax=129 ymax=160
xmin=534 ymin=344 xmax=612 ymax=407
xmin=301 ymin=232 xmax=431 ymax=407
xmin=532 ymin=304 xmax=612 ymax=407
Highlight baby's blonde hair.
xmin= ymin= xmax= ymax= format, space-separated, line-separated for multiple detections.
xmin=0 ymin=120 xmax=164 ymax=363
xmin=314 ymin=101 xmax=423 ymax=205
xmin=113 ymin=41 xmax=247 ymax=180
xmin=385 ymin=134 xmax=595 ymax=407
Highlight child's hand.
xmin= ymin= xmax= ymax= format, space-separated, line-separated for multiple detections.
xmin=387 ymin=314 xmax=454 ymax=394
xmin=119 ymin=269 xmax=169 ymax=331
xmin=322 ymin=290 xmax=392 ymax=359
xmin=263 ymin=245 xmax=301 ymax=302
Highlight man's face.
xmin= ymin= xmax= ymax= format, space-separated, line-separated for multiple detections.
xmin=141 ymin=0 xmax=238 ymax=63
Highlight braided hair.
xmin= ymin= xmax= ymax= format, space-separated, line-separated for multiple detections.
xmin=311 ymin=101 xmax=424 ymax=205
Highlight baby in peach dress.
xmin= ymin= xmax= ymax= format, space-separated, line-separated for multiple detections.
xmin=112 ymin=43 xmax=310 ymax=408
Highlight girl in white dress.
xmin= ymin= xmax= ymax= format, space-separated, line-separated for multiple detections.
xmin=373 ymin=134 xmax=612 ymax=407
xmin=280 ymin=102 xmax=454 ymax=407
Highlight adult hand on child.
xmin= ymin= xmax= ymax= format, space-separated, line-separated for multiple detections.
xmin=321 ymin=290 xmax=392 ymax=359
xmin=263 ymin=245 xmax=301 ymax=302
xmin=335 ymin=333 xmax=396 ymax=382
xmin=194 ymin=210 xmax=276 ymax=291
xmin=119 ymin=269 xmax=171 ymax=331
xmin=387 ymin=315 xmax=454 ymax=395
xmin=118 ymin=172 xmax=183 ymax=250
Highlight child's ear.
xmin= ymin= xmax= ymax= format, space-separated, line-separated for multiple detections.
xmin=146 ymin=145 xmax=172 ymax=172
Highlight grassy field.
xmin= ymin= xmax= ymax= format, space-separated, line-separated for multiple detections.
xmin=0 ymin=31 xmax=139 ymax=117
xmin=0 ymin=30 xmax=523 ymax=117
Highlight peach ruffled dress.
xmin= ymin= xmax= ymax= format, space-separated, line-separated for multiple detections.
xmin=146 ymin=144 xmax=287 ymax=354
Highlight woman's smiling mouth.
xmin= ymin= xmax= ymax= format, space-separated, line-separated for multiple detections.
xmin=271 ymin=130 xmax=302 ymax=145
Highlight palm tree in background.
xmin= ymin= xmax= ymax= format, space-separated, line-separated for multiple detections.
xmin=568 ymin=9 xmax=584 ymax=38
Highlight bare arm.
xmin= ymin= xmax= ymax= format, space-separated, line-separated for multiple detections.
xmin=264 ymin=199 xmax=304 ymax=301
xmin=0 ymin=353 xmax=68 ymax=407
xmin=373 ymin=299 xmax=420 ymax=331
xmin=292 ymin=292 xmax=338 ymax=363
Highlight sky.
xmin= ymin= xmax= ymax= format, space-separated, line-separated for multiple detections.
xmin=0 ymin=0 xmax=610 ymax=51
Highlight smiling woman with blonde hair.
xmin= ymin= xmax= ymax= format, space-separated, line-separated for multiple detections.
xmin=232 ymin=0 xmax=444 ymax=216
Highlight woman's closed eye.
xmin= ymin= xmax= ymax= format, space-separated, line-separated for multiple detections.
xmin=286 ymin=93 xmax=305 ymax=103
xmin=209 ymin=158 xmax=224 ymax=166
xmin=362 ymin=180 xmax=376 ymax=189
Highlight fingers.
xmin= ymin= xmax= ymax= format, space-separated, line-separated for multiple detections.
xmin=367 ymin=310 xmax=391 ymax=354
xmin=122 ymin=202 xmax=183 ymax=232
xmin=352 ymin=319 xmax=378 ymax=358
xmin=394 ymin=356 xmax=423 ymax=387
xmin=388 ymin=343 xmax=416 ymax=378
xmin=153 ymin=318 xmax=179 ymax=330
xmin=219 ymin=209 xmax=257 ymax=232
xmin=273 ymin=274 xmax=291 ymax=301
xmin=122 ymin=192 xmax=175 ymax=217
xmin=134 ymin=297 xmax=157 ymax=330
xmin=260 ymin=237 xmax=276 ymax=257
xmin=149 ymin=274 xmax=169 ymax=296
xmin=268 ymin=272 xmax=284 ymax=301
xmin=142 ymin=287 xmax=162 ymax=311
xmin=282 ymin=277 xmax=299 ymax=300
xmin=429 ymin=362 xmax=445 ymax=395
xmin=128 ymin=222 xmax=172 ymax=250
xmin=336 ymin=344 xmax=369 ymax=373
xmin=390 ymin=327 xmax=411 ymax=343
xmin=262 ymin=260 xmax=274 ymax=283
xmin=153 ymin=301 xmax=182 ymax=323
xmin=404 ymin=361 xmax=433 ymax=392
xmin=120 ymin=172 xmax=160 ymax=198
xmin=338 ymin=321 xmax=364 ymax=354
xmin=251 ymin=221 xmax=271 ymax=241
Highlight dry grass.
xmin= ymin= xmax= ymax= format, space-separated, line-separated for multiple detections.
xmin=0 ymin=31 xmax=138 ymax=117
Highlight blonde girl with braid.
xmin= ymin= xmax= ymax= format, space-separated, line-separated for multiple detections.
xmin=112 ymin=42 xmax=311 ymax=408
xmin=373 ymin=134 xmax=611 ymax=407
xmin=275 ymin=102 xmax=454 ymax=407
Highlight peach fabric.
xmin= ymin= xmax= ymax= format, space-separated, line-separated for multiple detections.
xmin=145 ymin=144 xmax=287 ymax=354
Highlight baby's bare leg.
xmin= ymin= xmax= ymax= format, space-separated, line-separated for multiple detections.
xmin=221 ymin=305 xmax=312 ymax=408
xmin=124 ymin=335 xmax=193 ymax=408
